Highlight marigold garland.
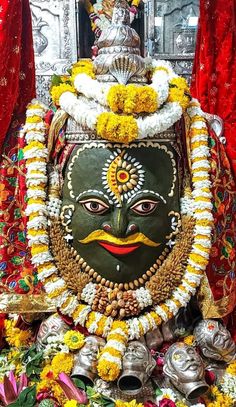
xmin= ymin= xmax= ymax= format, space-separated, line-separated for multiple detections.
xmin=168 ymin=77 xmax=190 ymax=110
xmin=96 ymin=112 xmax=138 ymax=143
xmin=23 ymin=83 xmax=213 ymax=383
xmin=51 ymin=83 xmax=76 ymax=106
xmin=97 ymin=320 xmax=129 ymax=381
xmin=107 ymin=84 xmax=158 ymax=114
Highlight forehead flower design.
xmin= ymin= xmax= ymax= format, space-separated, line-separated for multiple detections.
xmin=102 ymin=149 xmax=145 ymax=205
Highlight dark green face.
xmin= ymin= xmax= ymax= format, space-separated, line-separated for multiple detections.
xmin=61 ymin=142 xmax=180 ymax=283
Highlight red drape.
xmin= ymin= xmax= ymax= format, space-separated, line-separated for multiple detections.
xmin=191 ymin=0 xmax=236 ymax=175
xmin=191 ymin=0 xmax=236 ymax=325
xmin=0 ymin=0 xmax=35 ymax=152
xmin=0 ymin=0 xmax=40 ymax=295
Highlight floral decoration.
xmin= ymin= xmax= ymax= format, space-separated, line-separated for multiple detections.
xmin=0 ymin=315 xmax=235 ymax=406
xmin=63 ymin=330 xmax=85 ymax=351
xmin=22 ymin=68 xmax=213 ymax=381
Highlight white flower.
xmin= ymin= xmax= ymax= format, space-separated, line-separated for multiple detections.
xmin=156 ymin=388 xmax=177 ymax=402
xmin=221 ymin=372 xmax=236 ymax=401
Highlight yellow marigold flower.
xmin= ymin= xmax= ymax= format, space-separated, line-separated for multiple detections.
xmin=40 ymin=365 xmax=55 ymax=380
xmin=4 ymin=320 xmax=32 ymax=347
xmin=64 ymin=330 xmax=85 ymax=350
xmin=64 ymin=400 xmax=79 ymax=407
xmin=37 ymin=378 xmax=52 ymax=393
xmin=23 ymin=140 xmax=45 ymax=152
xmin=26 ymin=116 xmax=43 ymax=123
xmin=51 ymin=352 xmax=74 ymax=377
xmin=183 ymin=335 xmax=195 ymax=346
xmin=52 ymin=383 xmax=67 ymax=405
xmin=168 ymin=77 xmax=190 ymax=110
xmin=51 ymin=83 xmax=76 ymax=105
xmin=97 ymin=359 xmax=121 ymax=381
xmin=71 ymin=59 xmax=95 ymax=81
xmin=97 ymin=112 xmax=138 ymax=143
xmin=226 ymin=360 xmax=236 ymax=375
xmin=107 ymin=84 xmax=158 ymax=114
xmin=176 ymin=403 xmax=188 ymax=407
xmin=115 ymin=400 xmax=144 ymax=407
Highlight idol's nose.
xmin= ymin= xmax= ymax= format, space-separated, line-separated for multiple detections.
xmin=102 ymin=208 xmax=139 ymax=237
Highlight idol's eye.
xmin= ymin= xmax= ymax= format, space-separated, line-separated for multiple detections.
xmin=130 ymin=199 xmax=158 ymax=215
xmin=80 ymin=199 xmax=109 ymax=215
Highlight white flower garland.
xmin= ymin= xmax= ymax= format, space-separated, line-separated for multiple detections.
xmin=58 ymin=60 xmax=185 ymax=139
xmin=23 ymin=98 xmax=213 ymax=337
xmin=23 ymin=78 xmax=213 ymax=382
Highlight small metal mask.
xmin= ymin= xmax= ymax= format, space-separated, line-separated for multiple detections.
xmin=36 ymin=314 xmax=70 ymax=351
xmin=194 ymin=319 xmax=236 ymax=363
xmin=71 ymin=336 xmax=106 ymax=385
xmin=163 ymin=342 xmax=209 ymax=400
xmin=117 ymin=340 xmax=156 ymax=395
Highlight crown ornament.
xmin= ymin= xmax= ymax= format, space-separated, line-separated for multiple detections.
xmin=93 ymin=0 xmax=147 ymax=83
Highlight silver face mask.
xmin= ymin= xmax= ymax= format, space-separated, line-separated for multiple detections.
xmin=163 ymin=342 xmax=209 ymax=400
xmin=36 ymin=314 xmax=70 ymax=351
xmin=117 ymin=340 xmax=156 ymax=395
xmin=71 ymin=336 xmax=106 ymax=385
xmin=194 ymin=319 xmax=236 ymax=363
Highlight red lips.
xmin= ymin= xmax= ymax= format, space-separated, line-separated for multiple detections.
xmin=98 ymin=241 xmax=141 ymax=255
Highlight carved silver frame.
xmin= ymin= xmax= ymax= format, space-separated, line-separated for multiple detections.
xmin=30 ymin=0 xmax=77 ymax=105
xmin=144 ymin=0 xmax=199 ymax=82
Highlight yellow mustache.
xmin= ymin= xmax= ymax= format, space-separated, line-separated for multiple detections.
xmin=79 ymin=230 xmax=160 ymax=247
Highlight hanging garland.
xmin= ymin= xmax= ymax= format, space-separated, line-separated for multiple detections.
xmin=23 ymin=91 xmax=213 ymax=381
xmin=50 ymin=59 xmax=190 ymax=143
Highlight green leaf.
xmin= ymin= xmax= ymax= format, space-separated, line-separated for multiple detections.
xmin=51 ymin=74 xmax=63 ymax=87
xmin=73 ymin=377 xmax=86 ymax=390
xmin=8 ymin=385 xmax=36 ymax=407
xmin=22 ymin=345 xmax=44 ymax=381
xmin=0 ymin=222 xmax=5 ymax=233
xmin=155 ymin=387 xmax=163 ymax=396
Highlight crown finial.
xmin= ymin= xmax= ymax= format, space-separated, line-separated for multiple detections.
xmin=112 ymin=0 xmax=130 ymax=25
xmin=93 ymin=0 xmax=147 ymax=84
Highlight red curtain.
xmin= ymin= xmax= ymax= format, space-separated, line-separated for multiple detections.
xmin=0 ymin=0 xmax=40 ymax=295
xmin=191 ymin=0 xmax=236 ymax=175
xmin=191 ymin=0 xmax=236 ymax=325
xmin=0 ymin=0 xmax=35 ymax=152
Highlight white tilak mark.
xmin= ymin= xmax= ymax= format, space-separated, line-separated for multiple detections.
xmin=116 ymin=264 xmax=120 ymax=272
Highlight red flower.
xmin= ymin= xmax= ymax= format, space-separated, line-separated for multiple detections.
xmin=144 ymin=401 xmax=158 ymax=407
xmin=205 ymin=369 xmax=216 ymax=385
xmin=158 ymin=399 xmax=176 ymax=407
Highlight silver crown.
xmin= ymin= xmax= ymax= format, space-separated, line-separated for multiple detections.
xmin=93 ymin=0 xmax=147 ymax=84
xmin=65 ymin=117 xmax=176 ymax=143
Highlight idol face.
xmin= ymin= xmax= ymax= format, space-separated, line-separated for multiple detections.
xmin=36 ymin=314 xmax=69 ymax=351
xmin=165 ymin=344 xmax=204 ymax=383
xmin=78 ymin=336 xmax=105 ymax=368
xmin=62 ymin=142 xmax=180 ymax=283
xmin=194 ymin=320 xmax=236 ymax=362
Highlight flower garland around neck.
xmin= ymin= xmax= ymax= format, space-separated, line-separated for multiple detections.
xmin=23 ymin=97 xmax=213 ymax=382
xmin=49 ymin=59 xmax=190 ymax=143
